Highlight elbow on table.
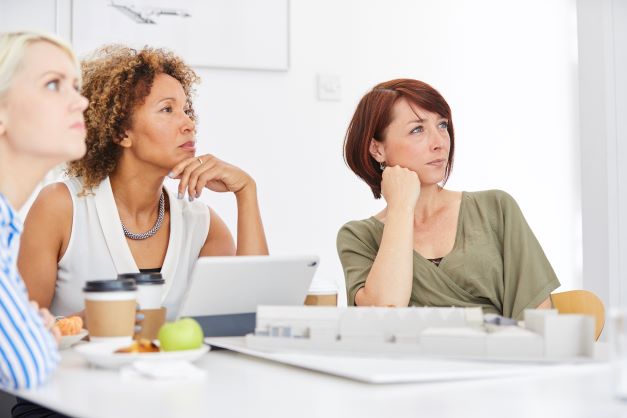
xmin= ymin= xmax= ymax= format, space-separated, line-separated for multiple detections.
xmin=3 ymin=356 xmax=59 ymax=391
xmin=355 ymin=288 xmax=409 ymax=307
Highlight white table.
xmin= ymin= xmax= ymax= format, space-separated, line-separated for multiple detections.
xmin=3 ymin=347 xmax=627 ymax=418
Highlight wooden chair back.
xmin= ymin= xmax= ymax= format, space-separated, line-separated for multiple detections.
xmin=551 ymin=290 xmax=605 ymax=340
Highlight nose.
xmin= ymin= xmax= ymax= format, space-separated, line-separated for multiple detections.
xmin=181 ymin=112 xmax=195 ymax=134
xmin=430 ymin=126 xmax=448 ymax=150
xmin=70 ymin=89 xmax=89 ymax=113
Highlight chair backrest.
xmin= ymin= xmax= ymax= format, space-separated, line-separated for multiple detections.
xmin=550 ymin=290 xmax=605 ymax=340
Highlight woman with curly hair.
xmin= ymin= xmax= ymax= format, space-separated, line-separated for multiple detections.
xmin=18 ymin=45 xmax=268 ymax=320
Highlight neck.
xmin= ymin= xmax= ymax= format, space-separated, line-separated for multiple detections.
xmin=413 ymin=184 xmax=446 ymax=223
xmin=109 ymin=155 xmax=166 ymax=215
xmin=0 ymin=140 xmax=55 ymax=210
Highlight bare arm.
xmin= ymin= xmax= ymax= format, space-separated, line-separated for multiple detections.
xmin=199 ymin=194 xmax=268 ymax=257
xmin=355 ymin=206 xmax=414 ymax=307
xmin=355 ymin=166 xmax=420 ymax=307
xmin=18 ymin=183 xmax=72 ymax=309
xmin=233 ymin=181 xmax=268 ymax=255
xmin=172 ymin=153 xmax=268 ymax=257
xmin=199 ymin=208 xmax=236 ymax=256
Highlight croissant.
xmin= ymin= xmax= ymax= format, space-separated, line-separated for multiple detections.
xmin=56 ymin=316 xmax=83 ymax=336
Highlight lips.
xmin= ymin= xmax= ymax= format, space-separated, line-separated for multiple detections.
xmin=70 ymin=121 xmax=85 ymax=131
xmin=426 ymin=158 xmax=446 ymax=165
xmin=179 ymin=141 xmax=196 ymax=150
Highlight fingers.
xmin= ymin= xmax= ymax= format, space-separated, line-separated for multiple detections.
xmin=168 ymin=155 xmax=207 ymax=179
xmin=170 ymin=154 xmax=216 ymax=200
xmin=176 ymin=158 xmax=203 ymax=199
xmin=193 ymin=165 xmax=223 ymax=197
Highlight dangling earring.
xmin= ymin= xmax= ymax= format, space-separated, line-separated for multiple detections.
xmin=380 ymin=161 xmax=386 ymax=171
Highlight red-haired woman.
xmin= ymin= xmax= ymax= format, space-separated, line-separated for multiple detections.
xmin=337 ymin=79 xmax=559 ymax=320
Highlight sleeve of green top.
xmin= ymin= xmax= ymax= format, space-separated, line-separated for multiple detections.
xmin=336 ymin=221 xmax=377 ymax=306
xmin=498 ymin=191 xmax=561 ymax=320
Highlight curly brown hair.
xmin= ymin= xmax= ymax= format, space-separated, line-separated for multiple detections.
xmin=66 ymin=45 xmax=200 ymax=191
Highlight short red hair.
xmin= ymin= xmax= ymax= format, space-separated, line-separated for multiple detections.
xmin=343 ymin=79 xmax=455 ymax=199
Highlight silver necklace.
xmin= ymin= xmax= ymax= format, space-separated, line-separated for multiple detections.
xmin=121 ymin=191 xmax=165 ymax=240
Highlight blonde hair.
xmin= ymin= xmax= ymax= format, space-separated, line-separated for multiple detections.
xmin=0 ymin=31 xmax=80 ymax=98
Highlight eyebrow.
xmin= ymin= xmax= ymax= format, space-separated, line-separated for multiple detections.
xmin=39 ymin=70 xmax=80 ymax=84
xmin=406 ymin=116 xmax=448 ymax=125
xmin=39 ymin=70 xmax=66 ymax=80
xmin=156 ymin=97 xmax=179 ymax=104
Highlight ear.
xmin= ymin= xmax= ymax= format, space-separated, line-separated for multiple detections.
xmin=118 ymin=132 xmax=132 ymax=148
xmin=369 ymin=138 xmax=385 ymax=163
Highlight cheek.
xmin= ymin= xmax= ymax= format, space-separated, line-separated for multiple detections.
xmin=388 ymin=140 xmax=429 ymax=162
xmin=141 ymin=120 xmax=176 ymax=146
xmin=11 ymin=99 xmax=60 ymax=146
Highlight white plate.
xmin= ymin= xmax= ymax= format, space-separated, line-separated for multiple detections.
xmin=59 ymin=329 xmax=89 ymax=350
xmin=74 ymin=342 xmax=209 ymax=369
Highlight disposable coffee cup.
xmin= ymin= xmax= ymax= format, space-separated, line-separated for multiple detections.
xmin=83 ymin=279 xmax=137 ymax=344
xmin=118 ymin=273 xmax=166 ymax=340
xmin=117 ymin=272 xmax=165 ymax=309
xmin=304 ymin=284 xmax=339 ymax=307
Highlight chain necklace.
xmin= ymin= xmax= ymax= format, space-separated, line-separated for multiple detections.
xmin=120 ymin=191 xmax=165 ymax=240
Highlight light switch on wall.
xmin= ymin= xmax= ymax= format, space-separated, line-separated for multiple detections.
xmin=316 ymin=74 xmax=341 ymax=101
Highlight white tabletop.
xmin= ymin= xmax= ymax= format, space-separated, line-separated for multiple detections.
xmin=4 ymin=346 xmax=627 ymax=418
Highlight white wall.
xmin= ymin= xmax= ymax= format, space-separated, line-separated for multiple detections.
xmin=1 ymin=0 xmax=583 ymax=306
xmin=577 ymin=0 xmax=627 ymax=309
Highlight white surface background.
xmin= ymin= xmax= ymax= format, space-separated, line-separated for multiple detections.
xmin=0 ymin=0 xmax=592 ymax=305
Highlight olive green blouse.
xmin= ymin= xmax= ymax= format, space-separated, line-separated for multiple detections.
xmin=336 ymin=190 xmax=560 ymax=320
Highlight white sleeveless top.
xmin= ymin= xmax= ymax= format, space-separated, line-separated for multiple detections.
xmin=51 ymin=177 xmax=210 ymax=320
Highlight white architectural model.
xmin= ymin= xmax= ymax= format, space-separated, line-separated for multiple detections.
xmin=246 ymin=306 xmax=596 ymax=361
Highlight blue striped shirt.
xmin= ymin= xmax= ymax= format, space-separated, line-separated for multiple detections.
xmin=0 ymin=193 xmax=59 ymax=390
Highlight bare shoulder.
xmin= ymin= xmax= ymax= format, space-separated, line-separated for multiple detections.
xmin=21 ymin=181 xmax=73 ymax=261
xmin=30 ymin=182 xmax=73 ymax=217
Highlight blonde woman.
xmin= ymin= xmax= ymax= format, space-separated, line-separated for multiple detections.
xmin=0 ymin=31 xmax=87 ymax=392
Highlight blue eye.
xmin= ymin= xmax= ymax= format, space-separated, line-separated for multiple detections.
xmin=410 ymin=126 xmax=424 ymax=134
xmin=45 ymin=80 xmax=60 ymax=91
xmin=438 ymin=121 xmax=449 ymax=129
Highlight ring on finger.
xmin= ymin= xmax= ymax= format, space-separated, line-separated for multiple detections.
xmin=197 ymin=157 xmax=203 ymax=166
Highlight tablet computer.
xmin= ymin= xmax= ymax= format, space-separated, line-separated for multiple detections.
xmin=177 ymin=255 xmax=319 ymax=337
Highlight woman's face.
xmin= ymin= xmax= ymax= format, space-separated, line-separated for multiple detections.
xmin=0 ymin=41 xmax=88 ymax=163
xmin=371 ymin=98 xmax=450 ymax=186
xmin=122 ymin=73 xmax=196 ymax=171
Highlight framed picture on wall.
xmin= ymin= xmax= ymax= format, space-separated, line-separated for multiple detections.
xmin=72 ymin=0 xmax=289 ymax=71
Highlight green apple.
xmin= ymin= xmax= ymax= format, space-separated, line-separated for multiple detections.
xmin=157 ymin=318 xmax=204 ymax=351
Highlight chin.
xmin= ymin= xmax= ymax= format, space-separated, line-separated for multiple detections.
xmin=418 ymin=176 xmax=445 ymax=186
xmin=66 ymin=142 xmax=87 ymax=161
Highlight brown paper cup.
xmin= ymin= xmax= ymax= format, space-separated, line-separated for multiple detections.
xmin=304 ymin=292 xmax=338 ymax=306
xmin=135 ymin=307 xmax=167 ymax=341
xmin=85 ymin=298 xmax=136 ymax=343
